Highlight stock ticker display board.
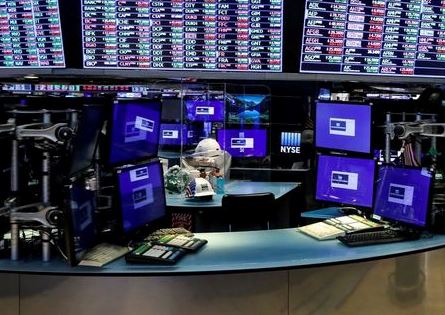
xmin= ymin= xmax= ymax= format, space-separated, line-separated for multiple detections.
xmin=0 ymin=0 xmax=65 ymax=68
xmin=82 ymin=0 xmax=283 ymax=72
xmin=300 ymin=0 xmax=445 ymax=77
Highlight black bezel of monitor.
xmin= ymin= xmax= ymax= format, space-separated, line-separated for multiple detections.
xmin=68 ymin=104 xmax=106 ymax=178
xmin=315 ymin=153 xmax=378 ymax=210
xmin=114 ymin=159 xmax=167 ymax=242
xmin=104 ymin=98 xmax=162 ymax=168
xmin=372 ymin=164 xmax=435 ymax=230
xmin=62 ymin=177 xmax=98 ymax=266
xmin=314 ymin=100 xmax=374 ymax=156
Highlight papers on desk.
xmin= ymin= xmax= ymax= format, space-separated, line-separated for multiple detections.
xmin=298 ymin=215 xmax=383 ymax=240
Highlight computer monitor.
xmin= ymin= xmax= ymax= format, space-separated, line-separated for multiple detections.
xmin=373 ymin=166 xmax=433 ymax=228
xmin=159 ymin=123 xmax=194 ymax=146
xmin=226 ymin=94 xmax=270 ymax=124
xmin=270 ymin=125 xmax=305 ymax=169
xmin=63 ymin=179 xmax=97 ymax=266
xmin=116 ymin=160 xmax=166 ymax=236
xmin=217 ymin=129 xmax=268 ymax=158
xmin=185 ymin=100 xmax=224 ymax=122
xmin=161 ymin=98 xmax=182 ymax=122
xmin=69 ymin=104 xmax=106 ymax=177
xmin=316 ymin=154 xmax=376 ymax=208
xmin=315 ymin=102 xmax=372 ymax=154
xmin=108 ymin=99 xmax=162 ymax=166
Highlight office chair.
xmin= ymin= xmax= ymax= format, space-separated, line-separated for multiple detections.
xmin=222 ymin=192 xmax=275 ymax=232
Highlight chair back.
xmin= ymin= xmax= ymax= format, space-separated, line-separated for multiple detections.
xmin=222 ymin=192 xmax=275 ymax=231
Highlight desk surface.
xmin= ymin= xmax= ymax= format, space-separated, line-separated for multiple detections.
xmin=1 ymin=229 xmax=445 ymax=276
xmin=166 ymin=181 xmax=300 ymax=208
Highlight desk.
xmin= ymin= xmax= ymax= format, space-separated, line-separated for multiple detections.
xmin=166 ymin=181 xmax=300 ymax=208
xmin=166 ymin=181 xmax=300 ymax=231
xmin=1 ymin=229 xmax=445 ymax=315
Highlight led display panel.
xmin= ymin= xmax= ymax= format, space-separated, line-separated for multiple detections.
xmin=300 ymin=0 xmax=445 ymax=77
xmin=0 ymin=0 xmax=65 ymax=68
xmin=82 ymin=0 xmax=283 ymax=72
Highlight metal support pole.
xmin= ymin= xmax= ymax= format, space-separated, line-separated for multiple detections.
xmin=11 ymin=139 xmax=18 ymax=192
xmin=415 ymin=113 xmax=422 ymax=164
xmin=385 ymin=112 xmax=392 ymax=164
xmin=10 ymin=222 xmax=19 ymax=261
xmin=42 ymin=151 xmax=50 ymax=204
xmin=41 ymin=229 xmax=51 ymax=262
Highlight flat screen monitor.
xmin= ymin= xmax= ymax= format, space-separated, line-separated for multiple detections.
xmin=0 ymin=0 xmax=65 ymax=68
xmin=69 ymin=104 xmax=106 ymax=177
xmin=185 ymin=100 xmax=224 ymax=122
xmin=217 ymin=129 xmax=267 ymax=158
xmin=315 ymin=102 xmax=372 ymax=154
xmin=300 ymin=0 xmax=445 ymax=78
xmin=63 ymin=179 xmax=97 ymax=266
xmin=116 ymin=160 xmax=166 ymax=235
xmin=159 ymin=123 xmax=194 ymax=146
xmin=108 ymin=99 xmax=162 ymax=166
xmin=270 ymin=126 xmax=304 ymax=169
xmin=227 ymin=94 xmax=270 ymax=124
xmin=161 ymin=98 xmax=182 ymax=122
xmin=316 ymin=154 xmax=376 ymax=208
xmin=373 ymin=166 xmax=433 ymax=228
xmin=81 ymin=0 xmax=283 ymax=72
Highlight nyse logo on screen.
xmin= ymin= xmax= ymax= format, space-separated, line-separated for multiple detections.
xmin=388 ymin=184 xmax=414 ymax=206
xmin=135 ymin=116 xmax=155 ymax=133
xmin=329 ymin=118 xmax=356 ymax=137
xmin=231 ymin=138 xmax=254 ymax=149
xmin=130 ymin=167 xmax=149 ymax=182
xmin=163 ymin=130 xmax=179 ymax=139
xmin=331 ymin=171 xmax=358 ymax=190
xmin=280 ymin=132 xmax=301 ymax=154
xmin=196 ymin=106 xmax=214 ymax=115
xmin=132 ymin=184 xmax=154 ymax=209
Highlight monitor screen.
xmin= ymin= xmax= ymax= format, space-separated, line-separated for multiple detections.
xmin=109 ymin=100 xmax=162 ymax=166
xmin=270 ymin=126 xmax=305 ymax=169
xmin=227 ymin=94 xmax=270 ymax=124
xmin=316 ymin=155 xmax=376 ymax=208
xmin=117 ymin=161 xmax=166 ymax=234
xmin=0 ymin=0 xmax=65 ymax=68
xmin=373 ymin=166 xmax=433 ymax=228
xmin=185 ymin=100 xmax=224 ymax=122
xmin=81 ymin=0 xmax=283 ymax=72
xmin=217 ymin=129 xmax=267 ymax=158
xmin=316 ymin=102 xmax=371 ymax=154
xmin=300 ymin=0 xmax=445 ymax=78
xmin=159 ymin=123 xmax=194 ymax=146
xmin=69 ymin=105 xmax=106 ymax=176
xmin=64 ymin=179 xmax=97 ymax=265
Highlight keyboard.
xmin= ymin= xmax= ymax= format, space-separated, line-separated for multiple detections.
xmin=337 ymin=229 xmax=418 ymax=247
xmin=298 ymin=222 xmax=346 ymax=240
xmin=125 ymin=242 xmax=186 ymax=264
xmin=154 ymin=234 xmax=207 ymax=251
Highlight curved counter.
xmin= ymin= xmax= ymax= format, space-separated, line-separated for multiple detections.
xmin=2 ymin=229 xmax=445 ymax=315
xmin=1 ymin=229 xmax=444 ymax=275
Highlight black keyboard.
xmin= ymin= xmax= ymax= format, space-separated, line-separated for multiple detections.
xmin=337 ymin=229 xmax=418 ymax=247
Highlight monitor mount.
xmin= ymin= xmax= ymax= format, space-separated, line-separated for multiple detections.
xmin=6 ymin=110 xmax=75 ymax=262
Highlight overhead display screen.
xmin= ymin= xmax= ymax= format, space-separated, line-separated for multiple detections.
xmin=0 ymin=0 xmax=65 ymax=68
xmin=82 ymin=0 xmax=283 ymax=72
xmin=300 ymin=0 xmax=445 ymax=77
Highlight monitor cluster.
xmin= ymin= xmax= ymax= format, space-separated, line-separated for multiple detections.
xmin=65 ymin=99 xmax=167 ymax=265
xmin=314 ymin=101 xmax=434 ymax=229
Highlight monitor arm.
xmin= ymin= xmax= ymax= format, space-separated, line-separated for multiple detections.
xmin=10 ymin=202 xmax=59 ymax=227
xmin=387 ymin=122 xmax=445 ymax=140
xmin=16 ymin=123 xmax=73 ymax=144
xmin=0 ymin=123 xmax=15 ymax=135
